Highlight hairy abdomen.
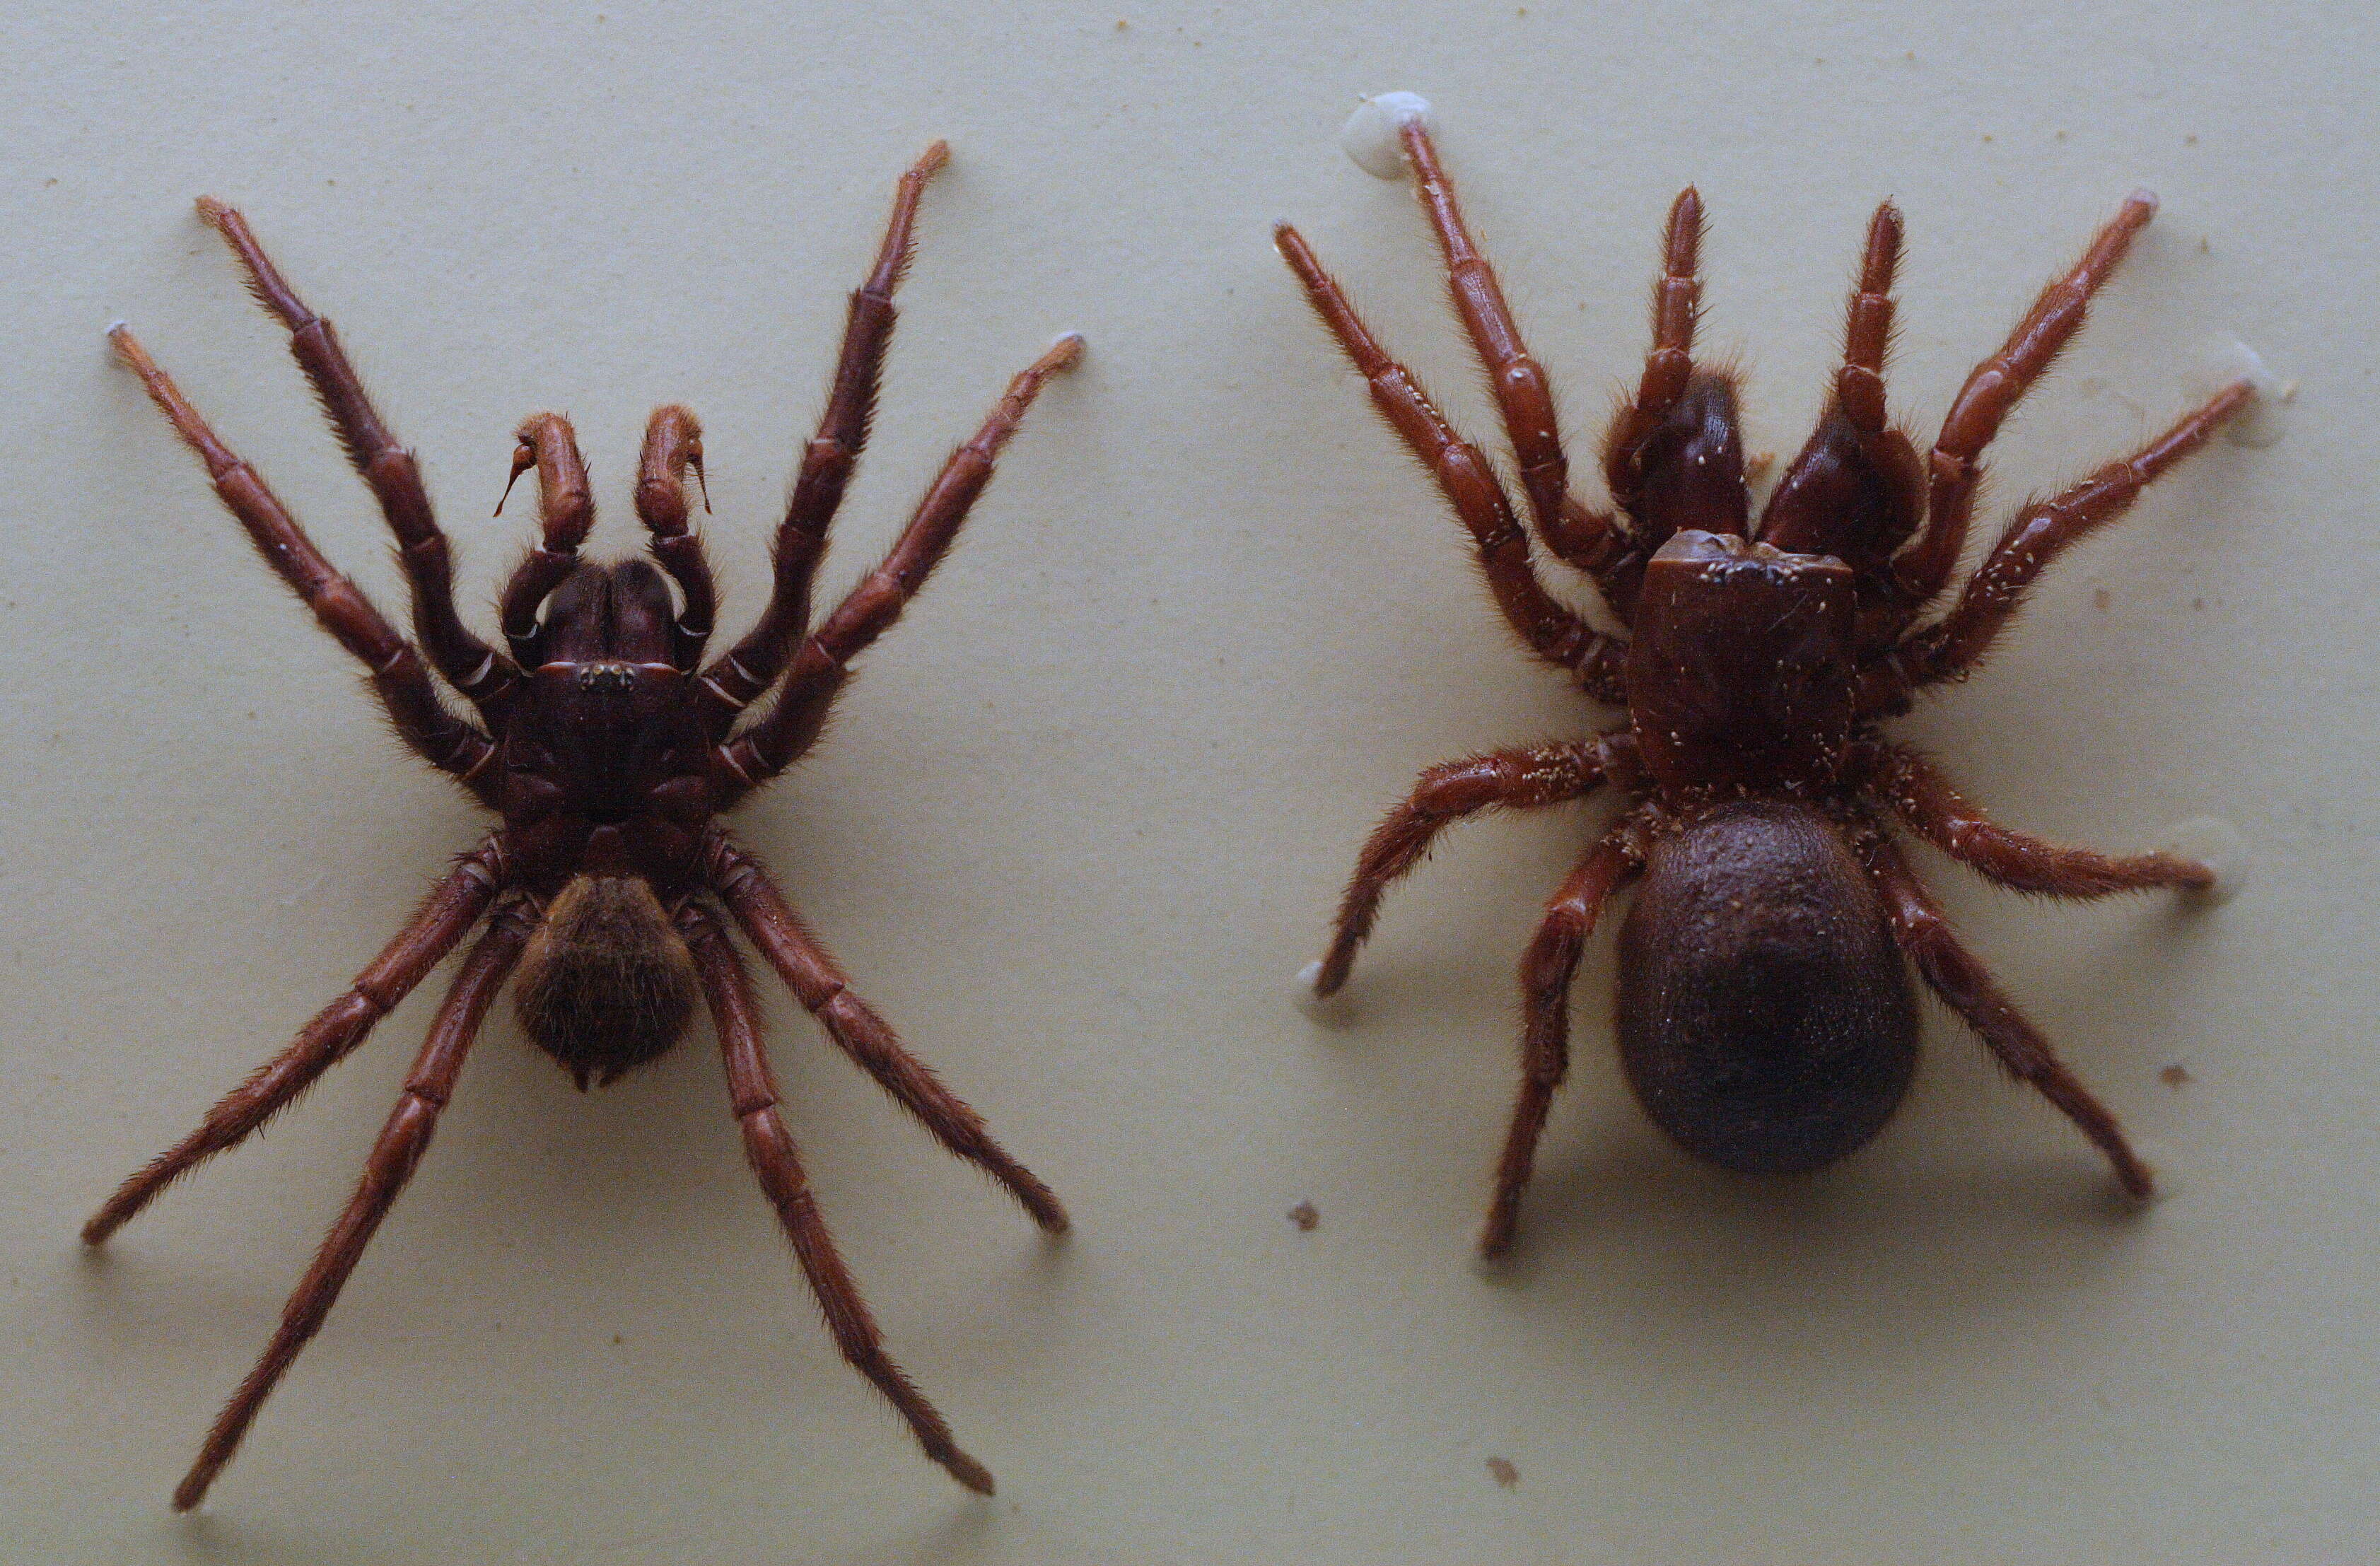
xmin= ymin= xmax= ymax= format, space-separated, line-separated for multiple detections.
xmin=1615 ymin=802 xmax=1917 ymax=1174
xmin=513 ymin=875 xmax=699 ymax=1089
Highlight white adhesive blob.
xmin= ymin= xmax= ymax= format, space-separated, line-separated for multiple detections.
xmin=2159 ymin=814 xmax=2250 ymax=905
xmin=1295 ymin=961 xmax=1358 ymax=1026
xmin=1340 ymin=93 xmax=1434 ymax=180
xmin=2185 ymin=337 xmax=2292 ymax=448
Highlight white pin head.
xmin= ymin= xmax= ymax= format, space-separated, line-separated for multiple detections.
xmin=1340 ymin=92 xmax=1435 ymax=180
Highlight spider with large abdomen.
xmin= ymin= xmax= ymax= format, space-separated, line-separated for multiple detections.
xmin=1277 ymin=110 xmax=2251 ymax=1258
xmin=91 ymin=141 xmax=1078 ymax=1507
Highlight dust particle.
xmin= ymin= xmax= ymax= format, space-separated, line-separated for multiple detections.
xmin=1487 ymin=1456 xmax=1519 ymax=1488
xmin=2192 ymin=597 xmax=2205 ymax=610
xmin=1288 ymin=1200 xmax=1319 ymax=1232
xmin=2162 ymin=1063 xmax=2193 ymax=1087
xmin=2092 ymin=587 xmax=2111 ymax=610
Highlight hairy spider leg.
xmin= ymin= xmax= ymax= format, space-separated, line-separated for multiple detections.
xmin=1313 ymin=738 xmax=1616 ymax=998
xmin=173 ymin=897 xmax=535 ymax=1511
xmin=1860 ymin=834 xmax=2154 ymax=1198
xmin=714 ymin=332 xmax=1085 ymax=795
xmin=1866 ymin=379 xmax=2254 ymax=708
xmin=704 ymin=832 xmax=1067 ymax=1232
xmin=194 ymin=199 xmax=520 ymax=717
xmin=495 ymin=412 xmax=595 ymax=663
xmin=1487 ymin=827 xmax=1645 ymax=1258
xmin=107 ymin=327 xmax=498 ymax=796
xmin=1862 ymin=743 xmax=2212 ymax=896
xmin=1891 ymin=191 xmax=2159 ymax=612
xmin=1273 ymin=222 xmax=1623 ymax=695
xmin=634 ymin=404 xmax=719 ymax=669
xmin=675 ymin=901 xmax=997 ymax=1495
xmin=1394 ymin=121 xmax=1635 ymax=592
xmin=81 ymin=841 xmax=508 ymax=1244
xmin=697 ymin=140 xmax=950 ymax=732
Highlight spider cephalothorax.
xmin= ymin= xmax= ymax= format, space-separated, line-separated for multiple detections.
xmin=1279 ymin=110 xmax=2249 ymax=1256
xmin=92 ymin=141 xmax=1078 ymax=1507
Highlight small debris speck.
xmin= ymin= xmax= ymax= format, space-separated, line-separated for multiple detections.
xmin=2191 ymin=597 xmax=2205 ymax=610
xmin=2092 ymin=587 xmax=2111 ymax=610
xmin=612 ymin=1333 xmax=624 ymax=1345
xmin=1488 ymin=1455 xmax=1519 ymax=1488
xmin=2162 ymin=1064 xmax=2193 ymax=1087
xmin=1288 ymin=1200 xmax=1319 ymax=1232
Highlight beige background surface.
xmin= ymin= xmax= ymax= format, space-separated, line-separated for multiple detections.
xmin=2 ymin=2 xmax=2370 ymax=1562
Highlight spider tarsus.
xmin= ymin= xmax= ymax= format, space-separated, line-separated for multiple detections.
xmin=943 ymin=1449 xmax=996 ymax=1496
xmin=1042 ymin=331 xmax=1087 ymax=372
xmin=913 ymin=138 xmax=952 ymax=179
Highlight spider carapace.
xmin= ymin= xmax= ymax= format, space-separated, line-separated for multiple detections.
xmin=1278 ymin=112 xmax=2251 ymax=1258
xmin=93 ymin=142 xmax=1078 ymax=1508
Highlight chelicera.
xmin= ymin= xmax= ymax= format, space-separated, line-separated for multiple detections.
xmin=1278 ymin=115 xmax=2251 ymax=1256
xmin=91 ymin=142 xmax=1078 ymax=1506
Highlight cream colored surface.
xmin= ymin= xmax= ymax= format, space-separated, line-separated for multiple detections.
xmin=2 ymin=4 xmax=2369 ymax=1562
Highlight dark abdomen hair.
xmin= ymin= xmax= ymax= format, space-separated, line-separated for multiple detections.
xmin=1614 ymin=801 xmax=1918 ymax=1175
xmin=513 ymin=875 xmax=700 ymax=1089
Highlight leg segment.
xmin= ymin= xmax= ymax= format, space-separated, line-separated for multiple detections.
xmin=715 ymin=334 xmax=1085 ymax=793
xmin=1394 ymin=122 xmax=1630 ymax=581
xmin=1862 ymin=379 xmax=2252 ymax=709
xmin=110 ymin=327 xmax=499 ymax=800
xmin=495 ymin=412 xmax=595 ymax=663
xmin=1273 ymin=222 xmax=1617 ymax=679
xmin=194 ymin=199 xmax=519 ymax=716
xmin=1863 ymin=743 xmax=2212 ymax=896
xmin=82 ymin=838 xmax=509 ymax=1244
xmin=1483 ymin=826 xmax=1643 ymax=1258
xmin=678 ymin=899 xmax=996 ymax=1495
xmin=1891 ymin=192 xmax=2158 ymax=610
xmin=1861 ymin=834 xmax=2153 ymax=1198
xmin=636 ymin=404 xmax=719 ymax=670
xmin=697 ymin=141 xmax=947 ymax=733
xmin=1313 ymin=738 xmax=1611 ymax=998
xmin=171 ymin=896 xmax=534 ymax=1512
xmin=701 ymin=833 xmax=1066 ymax=1233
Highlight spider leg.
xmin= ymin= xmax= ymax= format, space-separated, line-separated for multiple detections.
xmin=1859 ymin=832 xmax=2154 ymax=1199
xmin=1890 ymin=191 xmax=2157 ymax=613
xmin=1860 ymin=379 xmax=2252 ymax=711
xmin=1594 ymin=189 xmax=1749 ymax=611
xmin=81 ymin=840 xmax=508 ymax=1245
xmin=700 ymin=833 xmax=1066 ymax=1234
xmin=677 ymin=899 xmax=996 ymax=1495
xmin=1862 ymin=742 xmax=2212 ymax=896
xmin=713 ymin=333 xmax=1085 ymax=797
xmin=108 ymin=327 xmax=498 ymax=800
xmin=1394 ymin=121 xmax=1631 ymax=590
xmin=193 ymin=199 xmax=520 ymax=717
xmin=696 ymin=141 xmax=947 ymax=733
xmin=171 ymin=896 xmax=533 ymax=1512
xmin=494 ymin=412 xmax=595 ymax=664
xmin=635 ymin=404 xmax=720 ymax=670
xmin=1273 ymin=222 xmax=1620 ymax=686
xmin=1312 ymin=737 xmax=1614 ymax=998
xmin=1485 ymin=823 xmax=1644 ymax=1259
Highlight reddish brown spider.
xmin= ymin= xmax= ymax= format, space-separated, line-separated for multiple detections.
xmin=1278 ymin=115 xmax=2251 ymax=1257
xmin=91 ymin=142 xmax=1078 ymax=1507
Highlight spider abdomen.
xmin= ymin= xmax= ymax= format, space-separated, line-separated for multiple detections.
xmin=513 ymin=875 xmax=700 ymax=1089
xmin=1614 ymin=802 xmax=1918 ymax=1175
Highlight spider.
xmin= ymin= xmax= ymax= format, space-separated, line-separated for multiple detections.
xmin=1276 ymin=112 xmax=2251 ymax=1258
xmin=90 ymin=141 xmax=1078 ymax=1507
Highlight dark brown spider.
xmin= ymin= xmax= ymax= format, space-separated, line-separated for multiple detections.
xmin=1277 ymin=115 xmax=2251 ymax=1257
xmin=90 ymin=142 xmax=1078 ymax=1507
